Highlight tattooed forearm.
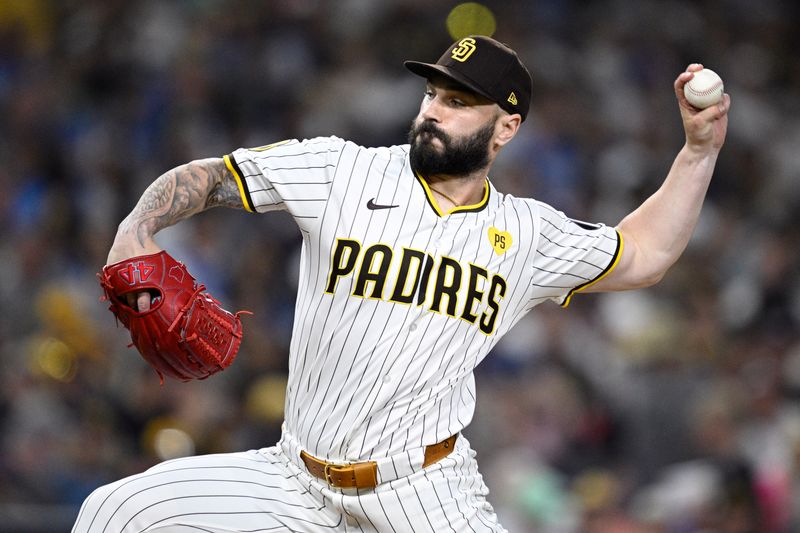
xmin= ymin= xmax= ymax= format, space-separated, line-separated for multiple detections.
xmin=118 ymin=158 xmax=242 ymax=247
xmin=138 ymin=176 xmax=175 ymax=213
xmin=207 ymin=167 xmax=246 ymax=209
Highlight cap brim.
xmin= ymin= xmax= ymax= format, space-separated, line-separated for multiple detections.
xmin=404 ymin=61 xmax=495 ymax=104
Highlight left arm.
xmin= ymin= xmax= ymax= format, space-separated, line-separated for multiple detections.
xmin=588 ymin=64 xmax=731 ymax=292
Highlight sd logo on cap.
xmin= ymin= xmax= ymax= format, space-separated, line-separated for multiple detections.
xmin=405 ymin=35 xmax=532 ymax=121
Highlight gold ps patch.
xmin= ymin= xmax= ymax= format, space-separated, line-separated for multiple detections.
xmin=488 ymin=227 xmax=512 ymax=255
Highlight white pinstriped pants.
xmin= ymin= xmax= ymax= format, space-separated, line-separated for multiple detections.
xmin=72 ymin=433 xmax=506 ymax=532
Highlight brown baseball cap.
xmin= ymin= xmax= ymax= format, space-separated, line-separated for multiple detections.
xmin=405 ymin=35 xmax=532 ymax=121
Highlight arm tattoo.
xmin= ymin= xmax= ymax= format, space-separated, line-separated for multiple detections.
xmin=120 ymin=158 xmax=244 ymax=247
xmin=207 ymin=167 xmax=246 ymax=209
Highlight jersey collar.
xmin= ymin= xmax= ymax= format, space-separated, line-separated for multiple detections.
xmin=414 ymin=172 xmax=490 ymax=217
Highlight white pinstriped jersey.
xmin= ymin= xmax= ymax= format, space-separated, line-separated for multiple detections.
xmin=224 ymin=136 xmax=621 ymax=464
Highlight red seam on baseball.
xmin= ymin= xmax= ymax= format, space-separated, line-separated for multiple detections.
xmin=687 ymin=82 xmax=722 ymax=96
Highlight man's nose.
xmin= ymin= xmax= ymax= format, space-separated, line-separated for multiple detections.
xmin=421 ymin=97 xmax=443 ymax=122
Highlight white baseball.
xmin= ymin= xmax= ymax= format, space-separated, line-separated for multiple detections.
xmin=684 ymin=68 xmax=724 ymax=109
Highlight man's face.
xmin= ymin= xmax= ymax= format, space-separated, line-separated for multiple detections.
xmin=408 ymin=78 xmax=499 ymax=177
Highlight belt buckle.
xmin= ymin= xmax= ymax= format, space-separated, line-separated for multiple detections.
xmin=323 ymin=462 xmax=336 ymax=486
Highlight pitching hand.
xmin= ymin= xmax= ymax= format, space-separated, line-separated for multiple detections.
xmin=675 ymin=64 xmax=731 ymax=152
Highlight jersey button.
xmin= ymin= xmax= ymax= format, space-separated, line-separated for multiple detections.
xmin=409 ymin=323 xmax=417 ymax=332
xmin=383 ymin=374 xmax=392 ymax=383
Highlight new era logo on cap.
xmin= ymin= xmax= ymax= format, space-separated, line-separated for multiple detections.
xmin=404 ymin=35 xmax=532 ymax=121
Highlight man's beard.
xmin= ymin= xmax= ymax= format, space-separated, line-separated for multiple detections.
xmin=408 ymin=118 xmax=495 ymax=177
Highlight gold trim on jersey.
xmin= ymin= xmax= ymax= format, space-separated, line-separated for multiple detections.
xmin=223 ymin=154 xmax=254 ymax=213
xmin=561 ymin=230 xmax=624 ymax=308
xmin=414 ymin=172 xmax=490 ymax=216
xmin=249 ymin=139 xmax=292 ymax=152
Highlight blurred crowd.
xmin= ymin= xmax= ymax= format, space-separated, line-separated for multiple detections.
xmin=1 ymin=0 xmax=800 ymax=531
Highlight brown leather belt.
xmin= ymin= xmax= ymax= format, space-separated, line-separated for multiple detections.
xmin=299 ymin=434 xmax=458 ymax=489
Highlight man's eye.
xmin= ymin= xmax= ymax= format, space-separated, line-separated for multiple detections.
xmin=424 ymin=90 xmax=435 ymax=99
xmin=451 ymin=98 xmax=465 ymax=107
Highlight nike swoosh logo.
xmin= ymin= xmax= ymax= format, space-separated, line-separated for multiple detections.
xmin=366 ymin=198 xmax=399 ymax=210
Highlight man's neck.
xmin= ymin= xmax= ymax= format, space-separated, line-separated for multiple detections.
xmin=423 ymin=170 xmax=488 ymax=209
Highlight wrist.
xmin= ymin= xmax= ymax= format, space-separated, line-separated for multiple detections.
xmin=682 ymin=141 xmax=720 ymax=161
xmin=108 ymin=225 xmax=160 ymax=265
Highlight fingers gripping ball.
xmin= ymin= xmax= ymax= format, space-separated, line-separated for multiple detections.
xmin=685 ymin=68 xmax=724 ymax=109
xmin=99 ymin=251 xmax=249 ymax=382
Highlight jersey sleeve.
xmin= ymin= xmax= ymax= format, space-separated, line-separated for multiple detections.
xmin=223 ymin=136 xmax=346 ymax=219
xmin=532 ymin=201 xmax=622 ymax=307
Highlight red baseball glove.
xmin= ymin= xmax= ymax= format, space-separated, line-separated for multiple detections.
xmin=98 ymin=250 xmax=248 ymax=382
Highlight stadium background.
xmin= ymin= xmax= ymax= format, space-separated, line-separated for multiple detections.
xmin=1 ymin=0 xmax=799 ymax=531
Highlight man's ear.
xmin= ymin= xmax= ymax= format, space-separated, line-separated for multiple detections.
xmin=494 ymin=113 xmax=522 ymax=148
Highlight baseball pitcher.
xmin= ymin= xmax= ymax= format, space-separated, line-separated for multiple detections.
xmin=74 ymin=36 xmax=729 ymax=532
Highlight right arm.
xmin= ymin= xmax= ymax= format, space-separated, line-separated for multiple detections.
xmin=107 ymin=157 xmax=244 ymax=309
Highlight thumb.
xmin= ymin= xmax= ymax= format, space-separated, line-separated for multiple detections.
xmin=137 ymin=292 xmax=152 ymax=312
xmin=126 ymin=292 xmax=152 ymax=312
